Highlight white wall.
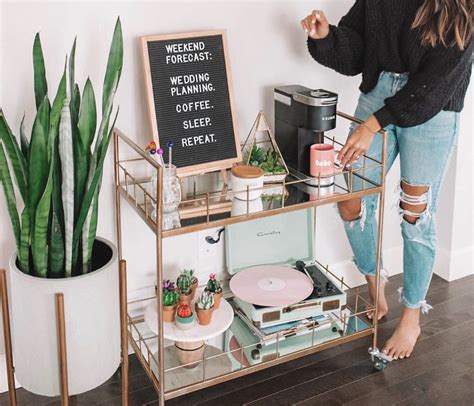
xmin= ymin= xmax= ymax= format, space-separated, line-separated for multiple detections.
xmin=0 ymin=0 xmax=471 ymax=302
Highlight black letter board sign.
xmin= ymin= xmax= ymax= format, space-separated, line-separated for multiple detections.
xmin=141 ymin=30 xmax=241 ymax=175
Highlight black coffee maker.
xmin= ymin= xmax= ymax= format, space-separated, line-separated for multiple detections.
xmin=274 ymin=85 xmax=338 ymax=177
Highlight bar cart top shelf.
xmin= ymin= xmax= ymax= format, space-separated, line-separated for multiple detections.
xmin=114 ymin=113 xmax=384 ymax=239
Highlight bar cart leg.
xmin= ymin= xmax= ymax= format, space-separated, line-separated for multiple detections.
xmin=119 ymin=260 xmax=129 ymax=406
xmin=368 ymin=129 xmax=392 ymax=370
xmin=155 ymin=164 xmax=165 ymax=406
xmin=55 ymin=293 xmax=70 ymax=406
xmin=0 ymin=270 xmax=17 ymax=406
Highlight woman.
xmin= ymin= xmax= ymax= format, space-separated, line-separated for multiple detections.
xmin=301 ymin=0 xmax=472 ymax=360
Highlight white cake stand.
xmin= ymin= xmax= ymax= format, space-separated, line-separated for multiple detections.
xmin=144 ymin=295 xmax=234 ymax=368
xmin=144 ymin=296 xmax=234 ymax=341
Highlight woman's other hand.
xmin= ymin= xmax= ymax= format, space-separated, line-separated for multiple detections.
xmin=301 ymin=10 xmax=330 ymax=39
xmin=338 ymin=115 xmax=381 ymax=167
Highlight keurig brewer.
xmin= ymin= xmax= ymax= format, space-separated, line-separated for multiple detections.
xmin=274 ymin=85 xmax=338 ymax=178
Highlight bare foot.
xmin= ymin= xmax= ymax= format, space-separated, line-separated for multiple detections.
xmin=365 ymin=275 xmax=388 ymax=320
xmin=383 ymin=307 xmax=421 ymax=360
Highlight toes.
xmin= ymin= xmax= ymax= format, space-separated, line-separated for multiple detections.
xmin=399 ymin=350 xmax=406 ymax=359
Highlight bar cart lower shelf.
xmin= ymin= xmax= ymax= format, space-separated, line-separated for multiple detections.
xmin=114 ymin=111 xmax=390 ymax=405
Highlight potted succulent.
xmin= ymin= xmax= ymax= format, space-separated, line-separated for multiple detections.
xmin=247 ymin=145 xmax=287 ymax=183
xmin=205 ymin=273 xmax=223 ymax=309
xmin=195 ymin=291 xmax=215 ymax=325
xmin=175 ymin=304 xmax=195 ymax=330
xmin=162 ymin=280 xmax=178 ymax=322
xmin=0 ymin=19 xmax=123 ymax=396
xmin=182 ymin=269 xmax=198 ymax=299
xmin=177 ymin=272 xmax=193 ymax=305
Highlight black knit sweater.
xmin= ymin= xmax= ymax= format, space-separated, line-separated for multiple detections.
xmin=307 ymin=0 xmax=473 ymax=128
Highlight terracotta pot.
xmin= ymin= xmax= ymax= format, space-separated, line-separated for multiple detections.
xmin=162 ymin=304 xmax=177 ymax=322
xmin=213 ymin=291 xmax=223 ymax=309
xmin=175 ymin=340 xmax=205 ymax=368
xmin=175 ymin=313 xmax=195 ymax=330
xmin=178 ymin=292 xmax=192 ymax=306
xmin=195 ymin=305 xmax=214 ymax=326
xmin=190 ymin=279 xmax=198 ymax=300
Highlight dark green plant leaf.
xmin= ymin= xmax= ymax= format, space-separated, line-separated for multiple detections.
xmin=79 ymin=78 xmax=97 ymax=154
xmin=19 ymin=207 xmax=30 ymax=273
xmin=20 ymin=115 xmax=29 ymax=160
xmin=0 ymin=111 xmax=28 ymax=202
xmin=73 ymin=108 xmax=119 ymax=254
xmin=71 ymin=84 xmax=81 ymax=126
xmin=33 ymin=33 xmax=48 ymax=110
xmin=0 ymin=142 xmax=21 ymax=252
xmin=28 ymin=98 xmax=50 ymax=233
xmin=102 ymin=18 xmax=123 ymax=114
xmin=49 ymin=211 xmax=64 ymax=278
xmin=69 ymin=37 xmax=76 ymax=103
xmin=73 ymin=126 xmax=87 ymax=221
xmin=32 ymin=136 xmax=55 ymax=277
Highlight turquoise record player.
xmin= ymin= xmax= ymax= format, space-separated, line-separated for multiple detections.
xmin=226 ymin=209 xmax=347 ymax=328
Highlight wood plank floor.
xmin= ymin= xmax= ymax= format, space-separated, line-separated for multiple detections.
xmin=1 ymin=274 xmax=473 ymax=405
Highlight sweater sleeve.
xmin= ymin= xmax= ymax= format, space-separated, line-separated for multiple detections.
xmin=307 ymin=0 xmax=366 ymax=76
xmin=374 ymin=40 xmax=473 ymax=128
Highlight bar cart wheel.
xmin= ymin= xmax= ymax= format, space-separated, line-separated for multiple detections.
xmin=368 ymin=347 xmax=391 ymax=371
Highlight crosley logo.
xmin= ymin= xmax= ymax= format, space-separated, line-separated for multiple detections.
xmin=322 ymin=115 xmax=336 ymax=121
xmin=257 ymin=231 xmax=281 ymax=237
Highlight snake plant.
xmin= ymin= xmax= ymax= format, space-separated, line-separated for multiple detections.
xmin=0 ymin=18 xmax=123 ymax=278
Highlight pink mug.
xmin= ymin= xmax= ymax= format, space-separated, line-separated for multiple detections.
xmin=309 ymin=144 xmax=342 ymax=177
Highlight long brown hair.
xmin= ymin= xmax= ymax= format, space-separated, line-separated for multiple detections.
xmin=412 ymin=0 xmax=473 ymax=50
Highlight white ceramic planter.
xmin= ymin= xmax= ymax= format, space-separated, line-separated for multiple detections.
xmin=8 ymin=237 xmax=120 ymax=396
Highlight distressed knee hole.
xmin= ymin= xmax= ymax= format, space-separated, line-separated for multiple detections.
xmin=338 ymin=199 xmax=362 ymax=222
xmin=399 ymin=181 xmax=430 ymax=225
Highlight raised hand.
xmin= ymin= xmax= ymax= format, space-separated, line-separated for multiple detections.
xmin=301 ymin=10 xmax=330 ymax=40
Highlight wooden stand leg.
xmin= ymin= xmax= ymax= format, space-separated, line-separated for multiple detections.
xmin=55 ymin=293 xmax=69 ymax=406
xmin=0 ymin=270 xmax=17 ymax=406
xmin=219 ymin=169 xmax=228 ymax=202
xmin=119 ymin=260 xmax=129 ymax=406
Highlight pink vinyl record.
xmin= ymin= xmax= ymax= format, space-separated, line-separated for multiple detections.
xmin=230 ymin=265 xmax=313 ymax=307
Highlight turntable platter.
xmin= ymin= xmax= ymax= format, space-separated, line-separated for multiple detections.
xmin=229 ymin=265 xmax=313 ymax=307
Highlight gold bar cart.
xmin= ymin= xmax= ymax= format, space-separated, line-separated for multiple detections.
xmin=114 ymin=111 xmax=389 ymax=405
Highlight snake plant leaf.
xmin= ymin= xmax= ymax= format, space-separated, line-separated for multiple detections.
xmin=69 ymin=37 xmax=76 ymax=101
xmin=50 ymin=61 xmax=67 ymax=235
xmin=33 ymin=137 xmax=55 ymax=277
xmin=20 ymin=115 xmax=29 ymax=160
xmin=73 ymin=125 xmax=87 ymax=221
xmin=59 ymin=100 xmax=74 ymax=277
xmin=102 ymin=18 xmax=123 ymax=115
xmin=49 ymin=199 xmax=64 ymax=278
xmin=33 ymin=33 xmax=48 ymax=110
xmin=51 ymin=59 xmax=67 ymax=130
xmin=78 ymin=78 xmax=97 ymax=155
xmin=0 ymin=142 xmax=21 ymax=252
xmin=71 ymin=84 xmax=81 ymax=126
xmin=28 ymin=98 xmax=50 ymax=230
xmin=82 ymin=186 xmax=99 ymax=274
xmin=73 ymin=108 xmax=119 ymax=255
xmin=0 ymin=111 xmax=28 ymax=203
xmin=19 ymin=206 xmax=30 ymax=273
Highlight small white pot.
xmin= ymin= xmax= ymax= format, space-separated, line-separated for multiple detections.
xmin=231 ymin=197 xmax=263 ymax=216
xmin=231 ymin=165 xmax=264 ymax=201
xmin=8 ymin=237 xmax=120 ymax=396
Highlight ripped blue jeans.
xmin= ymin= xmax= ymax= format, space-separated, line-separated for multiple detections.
xmin=343 ymin=71 xmax=459 ymax=312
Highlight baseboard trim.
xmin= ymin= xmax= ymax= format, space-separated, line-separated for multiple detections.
xmin=434 ymin=245 xmax=474 ymax=282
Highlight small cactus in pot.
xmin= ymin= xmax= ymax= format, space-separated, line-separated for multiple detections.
xmin=195 ymin=291 xmax=215 ymax=325
xmin=205 ymin=273 xmax=223 ymax=309
xmin=176 ymin=273 xmax=192 ymax=305
xmin=175 ymin=304 xmax=195 ymax=330
xmin=182 ymin=269 xmax=198 ymax=299
xmin=162 ymin=286 xmax=179 ymax=323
